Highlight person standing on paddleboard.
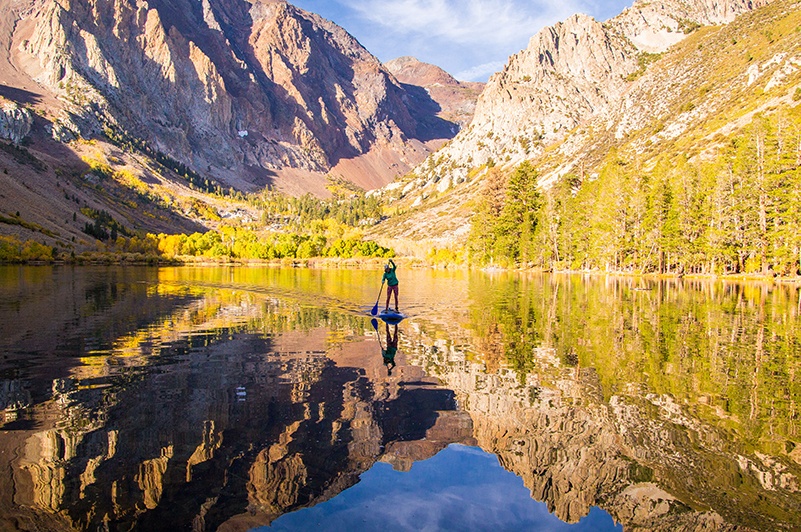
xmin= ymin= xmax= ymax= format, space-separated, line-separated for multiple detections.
xmin=382 ymin=259 xmax=399 ymax=311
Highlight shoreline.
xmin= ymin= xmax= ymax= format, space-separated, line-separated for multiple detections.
xmin=2 ymin=255 xmax=800 ymax=284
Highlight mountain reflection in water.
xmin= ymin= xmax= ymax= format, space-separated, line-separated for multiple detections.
xmin=0 ymin=266 xmax=799 ymax=531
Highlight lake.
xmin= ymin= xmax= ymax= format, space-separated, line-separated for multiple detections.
xmin=0 ymin=266 xmax=799 ymax=531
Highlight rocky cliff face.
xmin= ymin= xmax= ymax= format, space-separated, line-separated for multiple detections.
xmin=612 ymin=0 xmax=775 ymax=52
xmin=5 ymin=0 xmax=457 ymax=194
xmin=411 ymin=0 xmax=778 ymax=186
xmin=0 ymin=101 xmax=34 ymax=144
xmin=430 ymin=13 xmax=639 ymax=177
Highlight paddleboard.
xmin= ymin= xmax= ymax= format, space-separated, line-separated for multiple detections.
xmin=378 ymin=309 xmax=405 ymax=323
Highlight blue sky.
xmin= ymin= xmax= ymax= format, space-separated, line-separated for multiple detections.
xmin=261 ymin=444 xmax=622 ymax=531
xmin=289 ymin=0 xmax=635 ymax=81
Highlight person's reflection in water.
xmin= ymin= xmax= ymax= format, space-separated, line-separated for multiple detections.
xmin=383 ymin=322 xmax=398 ymax=375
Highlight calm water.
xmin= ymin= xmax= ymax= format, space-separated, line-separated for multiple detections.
xmin=0 ymin=266 xmax=799 ymax=531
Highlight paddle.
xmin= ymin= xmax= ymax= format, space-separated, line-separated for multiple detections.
xmin=370 ymin=280 xmax=385 ymax=316
xmin=371 ymin=318 xmax=383 ymax=349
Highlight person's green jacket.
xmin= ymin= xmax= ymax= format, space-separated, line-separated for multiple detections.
xmin=382 ymin=260 xmax=398 ymax=286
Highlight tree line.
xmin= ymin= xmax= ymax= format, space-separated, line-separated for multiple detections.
xmin=254 ymin=190 xmax=383 ymax=229
xmin=0 ymin=235 xmax=54 ymax=262
xmin=469 ymin=108 xmax=801 ymax=276
xmin=146 ymin=227 xmax=393 ymax=260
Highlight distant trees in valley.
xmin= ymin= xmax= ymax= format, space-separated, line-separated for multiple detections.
xmin=0 ymin=236 xmax=54 ymax=262
xmin=255 ymin=191 xmax=384 ymax=229
xmin=0 ymin=188 xmax=393 ymax=263
xmin=149 ymin=227 xmax=393 ymax=260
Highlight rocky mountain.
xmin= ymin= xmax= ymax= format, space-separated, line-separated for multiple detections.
xmin=0 ymin=102 xmax=34 ymax=144
xmin=1 ymin=0 xmax=457 ymax=195
xmin=429 ymin=11 xmax=640 ymax=175
xmin=385 ymin=56 xmax=484 ymax=133
xmin=416 ymin=0 xmax=776 ymax=178
xmin=380 ymin=0 xmax=795 ymax=248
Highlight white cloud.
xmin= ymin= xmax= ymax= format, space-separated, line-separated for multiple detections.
xmin=455 ymin=60 xmax=507 ymax=82
xmin=348 ymin=0 xmax=577 ymax=46
xmin=291 ymin=0 xmax=633 ymax=81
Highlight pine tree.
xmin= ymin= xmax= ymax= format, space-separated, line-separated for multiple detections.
xmin=467 ymin=167 xmax=507 ymax=265
xmin=495 ymin=161 xmax=542 ymax=265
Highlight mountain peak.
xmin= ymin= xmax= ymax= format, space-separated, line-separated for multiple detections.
xmin=385 ymin=56 xmax=460 ymax=86
xmin=384 ymin=56 xmax=484 ymax=131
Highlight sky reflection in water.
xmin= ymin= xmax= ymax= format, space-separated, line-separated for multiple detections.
xmin=266 ymin=444 xmax=620 ymax=532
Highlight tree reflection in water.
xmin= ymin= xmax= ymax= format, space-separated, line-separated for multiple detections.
xmin=411 ymin=273 xmax=801 ymax=530
xmin=0 ymin=267 xmax=799 ymax=531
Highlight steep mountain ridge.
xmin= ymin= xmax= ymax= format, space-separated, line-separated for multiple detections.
xmin=429 ymin=12 xmax=639 ymax=175
xmin=3 ymin=0 xmax=456 ymax=194
xmin=413 ymin=0 xmax=776 ymax=182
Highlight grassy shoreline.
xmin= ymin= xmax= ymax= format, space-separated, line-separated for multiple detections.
xmin=0 ymin=253 xmax=411 ymax=269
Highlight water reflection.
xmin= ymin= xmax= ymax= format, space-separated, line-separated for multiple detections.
xmin=0 ymin=267 xmax=799 ymax=531
xmin=412 ymin=274 xmax=801 ymax=530
xmin=0 ymin=266 xmax=475 ymax=530
xmin=265 ymin=444 xmax=622 ymax=532
xmin=372 ymin=319 xmax=400 ymax=375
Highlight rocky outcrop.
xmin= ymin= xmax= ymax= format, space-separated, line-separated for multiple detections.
xmin=0 ymin=101 xmax=33 ymax=144
xmin=6 ymin=0 xmax=457 ymax=194
xmin=410 ymin=0 xmax=778 ymax=187
xmin=612 ymin=0 xmax=775 ymax=52
xmin=422 ymin=13 xmax=639 ymax=179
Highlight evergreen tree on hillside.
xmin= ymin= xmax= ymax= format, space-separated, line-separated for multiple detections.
xmin=495 ymin=161 xmax=542 ymax=265
xmin=467 ymin=167 xmax=507 ymax=265
xmin=510 ymin=103 xmax=801 ymax=276
xmin=467 ymin=162 xmax=543 ymax=267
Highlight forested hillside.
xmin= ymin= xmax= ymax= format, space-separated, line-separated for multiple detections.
xmin=469 ymin=107 xmax=801 ymax=275
xmin=381 ymin=0 xmax=801 ymax=277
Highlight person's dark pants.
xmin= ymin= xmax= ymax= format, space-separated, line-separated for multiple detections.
xmin=386 ymin=284 xmax=398 ymax=310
